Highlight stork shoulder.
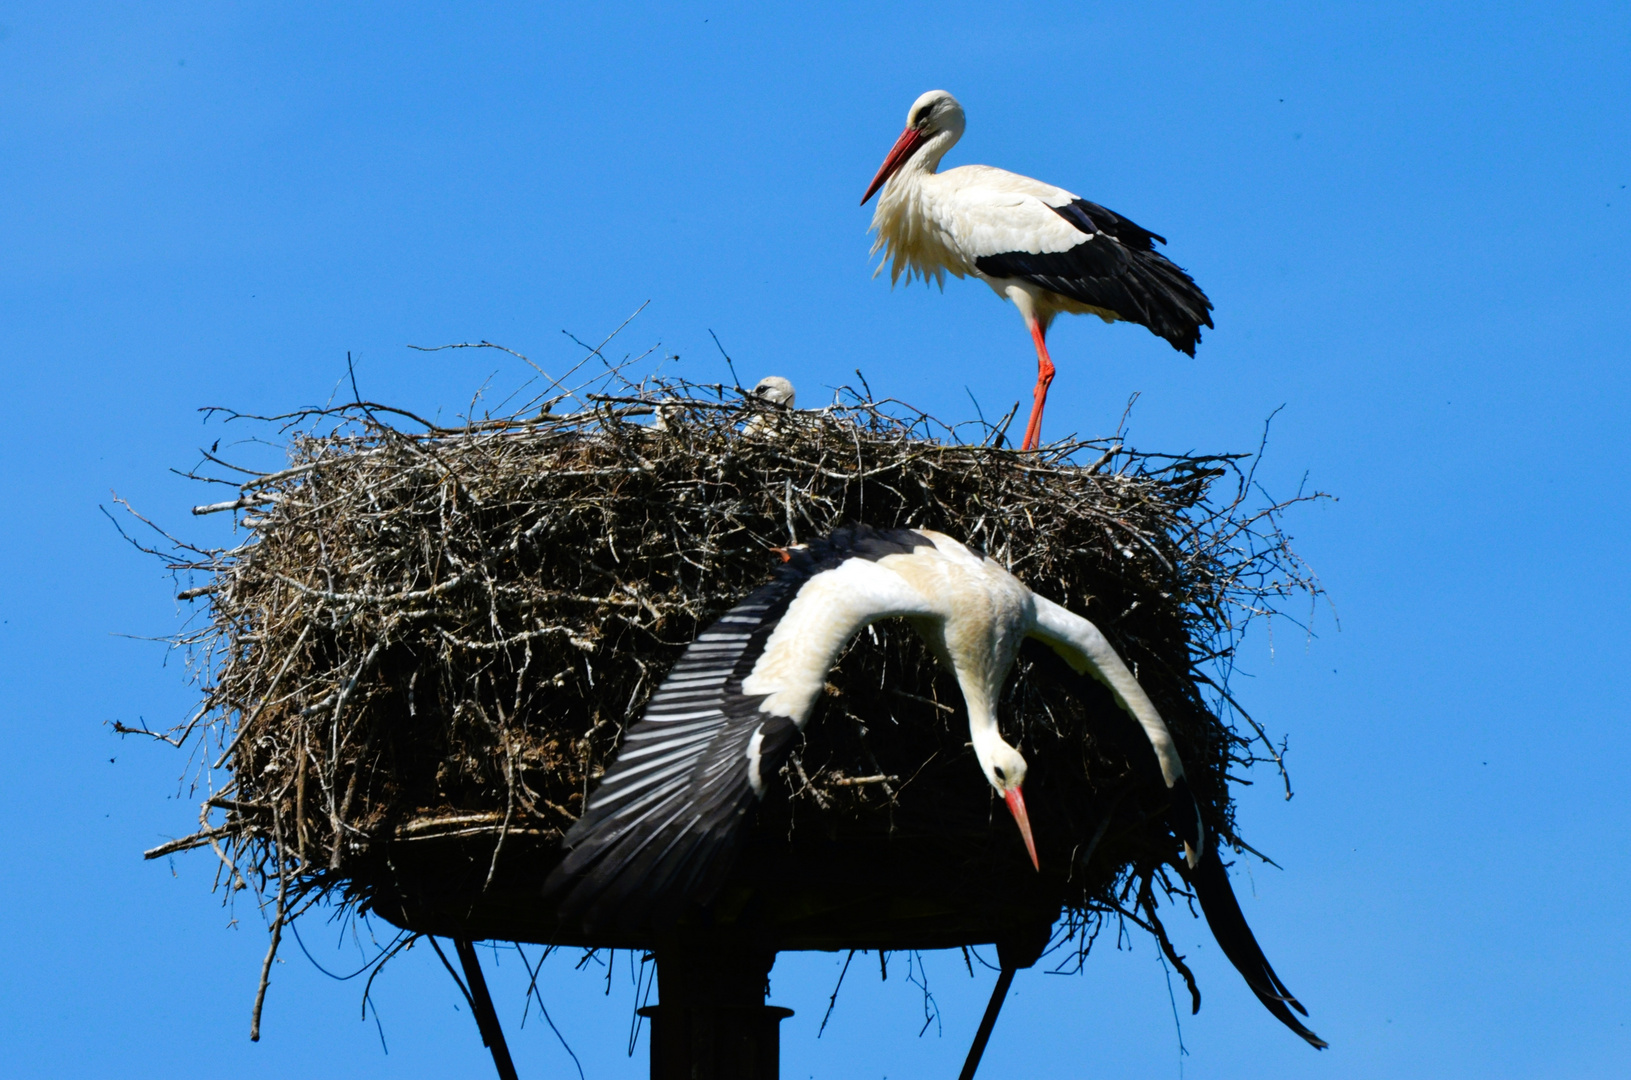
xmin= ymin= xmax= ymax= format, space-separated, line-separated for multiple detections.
xmin=743 ymin=552 xmax=937 ymax=717
xmin=927 ymin=168 xmax=1094 ymax=258
xmin=935 ymin=164 xmax=1078 ymax=204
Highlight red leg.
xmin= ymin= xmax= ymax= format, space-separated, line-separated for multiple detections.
xmin=1019 ymin=319 xmax=1056 ymax=451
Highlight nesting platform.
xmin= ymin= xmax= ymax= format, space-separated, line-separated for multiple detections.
xmin=142 ymin=380 xmax=1318 ymax=1018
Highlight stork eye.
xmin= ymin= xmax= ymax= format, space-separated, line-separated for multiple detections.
xmin=916 ymin=108 xmax=934 ymax=127
xmin=993 ymin=766 xmax=1007 ymax=782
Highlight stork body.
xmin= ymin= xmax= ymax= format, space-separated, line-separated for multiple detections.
xmin=548 ymin=525 xmax=1189 ymax=921
xmin=548 ymin=528 xmax=1324 ymax=1050
xmin=546 ymin=525 xmax=1322 ymax=1048
xmin=862 ymin=91 xmax=1213 ymax=451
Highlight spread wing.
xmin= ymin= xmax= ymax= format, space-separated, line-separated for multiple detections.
xmin=1028 ymin=594 xmax=1324 ymax=1048
xmin=544 ymin=525 xmax=938 ymax=932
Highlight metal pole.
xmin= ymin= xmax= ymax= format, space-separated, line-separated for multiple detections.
xmin=956 ymin=967 xmax=1016 ymax=1080
xmin=453 ymin=938 xmax=522 ymax=1080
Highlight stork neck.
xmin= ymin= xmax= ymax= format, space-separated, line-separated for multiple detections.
xmin=911 ymin=147 xmax=945 ymax=178
xmin=878 ymin=162 xmax=927 ymax=210
xmin=879 ymin=132 xmax=957 ymax=212
xmin=904 ymin=130 xmax=956 ymax=179
xmin=967 ymin=712 xmax=1009 ymax=782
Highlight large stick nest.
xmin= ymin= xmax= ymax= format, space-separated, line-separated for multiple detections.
xmin=135 ymin=373 xmax=1322 ymax=980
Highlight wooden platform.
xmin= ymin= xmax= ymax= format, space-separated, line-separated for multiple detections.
xmin=368 ymin=814 xmax=1066 ymax=954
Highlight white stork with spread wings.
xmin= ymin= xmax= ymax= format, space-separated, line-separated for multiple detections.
xmin=545 ymin=525 xmax=1323 ymax=1048
xmin=861 ymin=90 xmax=1214 ymax=452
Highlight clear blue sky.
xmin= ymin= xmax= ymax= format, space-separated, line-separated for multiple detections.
xmin=2 ymin=3 xmax=1628 ymax=1078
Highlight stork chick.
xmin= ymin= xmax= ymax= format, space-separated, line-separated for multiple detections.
xmin=742 ymin=375 xmax=796 ymax=435
xmin=751 ymin=375 xmax=795 ymax=407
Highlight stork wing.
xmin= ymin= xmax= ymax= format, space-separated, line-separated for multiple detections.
xmin=1184 ymin=847 xmax=1328 ymax=1048
xmin=1029 ymin=594 xmax=1324 ymax=1049
xmin=1028 ymin=596 xmax=1194 ymax=804
xmin=935 ymin=170 xmax=1212 ymax=355
xmin=544 ymin=526 xmax=938 ymax=931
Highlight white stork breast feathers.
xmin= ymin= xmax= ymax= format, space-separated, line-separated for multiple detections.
xmin=544 ymin=525 xmax=1324 ymax=1047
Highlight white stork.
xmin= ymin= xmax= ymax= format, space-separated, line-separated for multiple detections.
xmin=861 ymin=90 xmax=1214 ymax=452
xmin=750 ymin=375 xmax=796 ymax=408
xmin=545 ymin=525 xmax=1324 ymax=1047
xmin=741 ymin=375 xmax=796 ymax=435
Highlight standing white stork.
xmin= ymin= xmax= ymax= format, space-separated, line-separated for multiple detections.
xmin=861 ymin=90 xmax=1214 ymax=451
xmin=545 ymin=525 xmax=1323 ymax=1047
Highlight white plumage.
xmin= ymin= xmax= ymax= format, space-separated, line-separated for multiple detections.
xmin=871 ymin=164 xmax=1088 ymax=293
xmin=741 ymin=375 xmax=796 ymax=435
xmin=862 ymin=90 xmax=1214 ymax=451
xmin=749 ymin=375 xmax=795 ymax=407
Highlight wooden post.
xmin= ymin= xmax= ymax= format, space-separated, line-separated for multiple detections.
xmin=640 ymin=935 xmax=792 ymax=1080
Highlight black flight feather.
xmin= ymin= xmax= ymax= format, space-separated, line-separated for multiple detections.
xmin=544 ymin=525 xmax=933 ymax=932
xmin=1180 ymin=844 xmax=1328 ymax=1049
xmin=1045 ymin=648 xmax=1323 ymax=1047
xmin=973 ymin=198 xmax=1213 ymax=356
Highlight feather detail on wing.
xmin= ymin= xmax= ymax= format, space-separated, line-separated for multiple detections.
xmin=544 ymin=526 xmax=936 ymax=931
xmin=973 ymin=196 xmax=1213 ymax=355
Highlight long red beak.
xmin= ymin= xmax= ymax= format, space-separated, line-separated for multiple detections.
xmin=1003 ymin=788 xmax=1040 ymax=871
xmin=861 ymin=126 xmax=925 ymax=205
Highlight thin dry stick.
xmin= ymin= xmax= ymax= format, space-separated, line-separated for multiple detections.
xmin=250 ymin=815 xmax=290 ymax=1041
xmin=215 ymin=623 xmax=311 ymax=769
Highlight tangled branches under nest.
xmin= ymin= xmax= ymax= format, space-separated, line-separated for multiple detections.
xmin=128 ymin=371 xmax=1325 ymax=1006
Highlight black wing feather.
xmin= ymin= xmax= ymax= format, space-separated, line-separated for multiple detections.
xmin=544 ymin=525 xmax=932 ymax=932
xmin=974 ymin=198 xmax=1213 ymax=356
xmin=1160 ymin=751 xmax=1324 ymax=1047
xmin=1057 ymin=199 xmax=1166 ymax=249
xmin=1039 ymin=644 xmax=1322 ymax=1047
xmin=1182 ymin=843 xmax=1328 ymax=1049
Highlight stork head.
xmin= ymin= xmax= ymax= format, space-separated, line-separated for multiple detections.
xmin=861 ymin=90 xmax=966 ymax=204
xmin=751 ymin=376 xmax=795 ymax=408
xmin=972 ymin=727 xmax=1039 ymax=871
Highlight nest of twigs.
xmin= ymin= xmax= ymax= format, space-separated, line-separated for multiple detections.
xmin=130 ymin=369 xmax=1321 ymax=1011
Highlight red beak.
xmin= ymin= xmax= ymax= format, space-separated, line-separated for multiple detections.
xmin=861 ymin=126 xmax=926 ymax=205
xmin=1003 ymin=787 xmax=1040 ymax=871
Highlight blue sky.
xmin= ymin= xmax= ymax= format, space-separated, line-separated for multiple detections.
xmin=2 ymin=3 xmax=1628 ymax=1077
